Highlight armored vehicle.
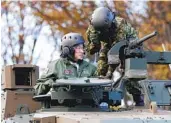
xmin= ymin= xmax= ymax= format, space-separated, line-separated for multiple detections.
xmin=1 ymin=31 xmax=171 ymax=123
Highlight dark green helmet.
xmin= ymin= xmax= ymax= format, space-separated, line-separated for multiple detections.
xmin=61 ymin=32 xmax=85 ymax=57
xmin=90 ymin=7 xmax=115 ymax=30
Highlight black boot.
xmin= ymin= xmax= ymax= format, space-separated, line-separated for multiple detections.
xmin=133 ymin=94 xmax=144 ymax=106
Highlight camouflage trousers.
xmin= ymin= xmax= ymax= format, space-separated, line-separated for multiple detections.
xmin=97 ymin=59 xmax=142 ymax=95
xmin=97 ymin=49 xmax=141 ymax=95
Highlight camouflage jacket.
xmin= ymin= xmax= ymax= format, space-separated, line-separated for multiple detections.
xmin=86 ymin=16 xmax=138 ymax=54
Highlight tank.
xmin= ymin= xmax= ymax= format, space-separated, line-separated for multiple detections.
xmin=1 ymin=64 xmax=171 ymax=123
xmin=1 ymin=31 xmax=171 ymax=123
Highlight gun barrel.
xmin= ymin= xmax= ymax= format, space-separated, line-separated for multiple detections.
xmin=129 ymin=31 xmax=158 ymax=48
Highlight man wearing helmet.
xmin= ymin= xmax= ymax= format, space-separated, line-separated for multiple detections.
xmin=34 ymin=32 xmax=97 ymax=95
xmin=87 ymin=6 xmax=138 ymax=78
xmin=86 ymin=7 xmax=144 ymax=106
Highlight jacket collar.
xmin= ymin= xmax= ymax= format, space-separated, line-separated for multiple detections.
xmin=62 ymin=58 xmax=89 ymax=68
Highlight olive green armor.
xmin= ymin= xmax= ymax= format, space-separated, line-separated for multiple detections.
xmin=34 ymin=58 xmax=97 ymax=95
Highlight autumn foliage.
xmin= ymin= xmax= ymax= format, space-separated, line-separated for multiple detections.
xmin=1 ymin=1 xmax=171 ymax=79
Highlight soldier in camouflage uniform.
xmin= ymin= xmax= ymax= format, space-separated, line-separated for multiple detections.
xmin=86 ymin=7 xmax=144 ymax=106
xmin=34 ymin=33 xmax=97 ymax=95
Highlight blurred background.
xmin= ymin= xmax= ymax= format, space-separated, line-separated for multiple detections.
xmin=1 ymin=1 xmax=171 ymax=79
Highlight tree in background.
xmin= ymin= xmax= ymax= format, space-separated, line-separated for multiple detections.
xmin=31 ymin=1 xmax=96 ymax=37
xmin=1 ymin=1 xmax=44 ymax=64
xmin=30 ymin=1 xmax=96 ymax=62
xmin=1 ymin=1 xmax=96 ymax=66
xmin=1 ymin=1 xmax=170 ymax=79
xmin=137 ymin=1 xmax=171 ymax=79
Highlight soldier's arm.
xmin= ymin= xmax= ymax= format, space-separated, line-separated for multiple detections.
xmin=36 ymin=60 xmax=58 ymax=85
xmin=34 ymin=60 xmax=58 ymax=95
xmin=86 ymin=25 xmax=101 ymax=55
xmin=91 ymin=65 xmax=98 ymax=77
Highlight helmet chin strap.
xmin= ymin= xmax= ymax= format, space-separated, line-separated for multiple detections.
xmin=60 ymin=53 xmax=75 ymax=62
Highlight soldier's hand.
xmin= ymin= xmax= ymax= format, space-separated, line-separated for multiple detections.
xmin=87 ymin=43 xmax=101 ymax=55
xmin=105 ymin=72 xmax=113 ymax=79
xmin=44 ymin=79 xmax=54 ymax=87
xmin=118 ymin=64 xmax=124 ymax=74
xmin=98 ymin=74 xmax=112 ymax=79
xmin=89 ymin=32 xmax=100 ymax=44
xmin=98 ymin=75 xmax=106 ymax=79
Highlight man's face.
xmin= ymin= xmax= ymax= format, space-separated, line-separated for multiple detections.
xmin=74 ymin=44 xmax=85 ymax=61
